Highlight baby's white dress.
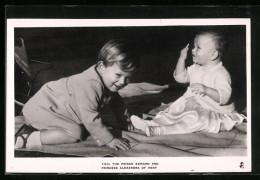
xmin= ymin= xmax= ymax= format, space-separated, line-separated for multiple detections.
xmin=152 ymin=62 xmax=244 ymax=134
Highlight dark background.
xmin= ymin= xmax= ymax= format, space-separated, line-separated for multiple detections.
xmin=14 ymin=25 xmax=247 ymax=111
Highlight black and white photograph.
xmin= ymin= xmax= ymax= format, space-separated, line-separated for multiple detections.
xmin=6 ymin=18 xmax=251 ymax=173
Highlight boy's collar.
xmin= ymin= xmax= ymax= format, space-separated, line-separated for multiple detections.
xmin=94 ymin=65 xmax=111 ymax=94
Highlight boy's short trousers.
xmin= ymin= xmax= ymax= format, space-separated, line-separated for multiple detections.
xmin=22 ymin=83 xmax=88 ymax=141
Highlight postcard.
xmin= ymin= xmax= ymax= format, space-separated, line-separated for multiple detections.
xmin=6 ymin=18 xmax=251 ymax=173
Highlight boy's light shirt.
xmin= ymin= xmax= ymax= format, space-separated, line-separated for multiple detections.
xmin=67 ymin=65 xmax=130 ymax=146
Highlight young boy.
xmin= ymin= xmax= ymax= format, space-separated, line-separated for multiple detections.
xmin=15 ymin=39 xmax=138 ymax=151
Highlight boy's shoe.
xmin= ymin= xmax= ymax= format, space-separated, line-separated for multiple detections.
xmin=130 ymin=115 xmax=148 ymax=132
xmin=15 ymin=124 xmax=38 ymax=149
xmin=145 ymin=126 xmax=164 ymax=137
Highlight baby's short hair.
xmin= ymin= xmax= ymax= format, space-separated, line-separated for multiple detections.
xmin=98 ymin=39 xmax=138 ymax=72
xmin=197 ymin=30 xmax=227 ymax=59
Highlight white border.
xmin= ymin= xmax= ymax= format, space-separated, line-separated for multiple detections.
xmin=6 ymin=19 xmax=251 ymax=173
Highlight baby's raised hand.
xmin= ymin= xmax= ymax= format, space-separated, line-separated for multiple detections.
xmin=106 ymin=138 xmax=131 ymax=151
xmin=190 ymin=83 xmax=207 ymax=96
xmin=179 ymin=44 xmax=189 ymax=60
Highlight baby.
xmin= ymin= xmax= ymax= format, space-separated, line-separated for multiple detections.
xmin=131 ymin=30 xmax=245 ymax=136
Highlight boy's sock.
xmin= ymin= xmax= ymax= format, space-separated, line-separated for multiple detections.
xmin=15 ymin=131 xmax=42 ymax=149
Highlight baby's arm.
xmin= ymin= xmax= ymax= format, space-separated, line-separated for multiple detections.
xmin=189 ymin=69 xmax=232 ymax=104
xmin=175 ymin=44 xmax=189 ymax=76
xmin=190 ymin=83 xmax=220 ymax=103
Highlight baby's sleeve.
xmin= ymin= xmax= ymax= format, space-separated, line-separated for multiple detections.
xmin=173 ymin=65 xmax=194 ymax=83
xmin=74 ymin=79 xmax=114 ymax=146
xmin=214 ymin=70 xmax=232 ymax=105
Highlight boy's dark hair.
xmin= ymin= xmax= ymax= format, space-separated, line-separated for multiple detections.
xmin=197 ymin=30 xmax=227 ymax=59
xmin=98 ymin=39 xmax=138 ymax=72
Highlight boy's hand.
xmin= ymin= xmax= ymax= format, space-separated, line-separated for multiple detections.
xmin=106 ymin=138 xmax=131 ymax=151
xmin=179 ymin=44 xmax=189 ymax=60
xmin=190 ymin=83 xmax=207 ymax=96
